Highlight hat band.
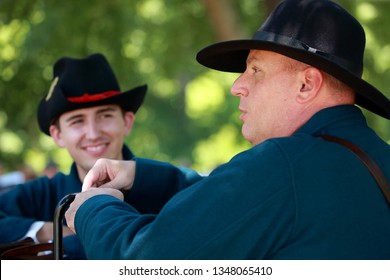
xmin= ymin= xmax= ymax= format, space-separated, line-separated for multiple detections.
xmin=67 ymin=90 xmax=121 ymax=103
xmin=253 ymin=31 xmax=363 ymax=77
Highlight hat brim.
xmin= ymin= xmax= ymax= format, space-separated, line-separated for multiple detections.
xmin=38 ymin=84 xmax=147 ymax=135
xmin=196 ymin=40 xmax=390 ymax=119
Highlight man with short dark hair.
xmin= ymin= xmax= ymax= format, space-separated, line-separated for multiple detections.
xmin=0 ymin=53 xmax=147 ymax=259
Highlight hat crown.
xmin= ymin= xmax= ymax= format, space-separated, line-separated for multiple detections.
xmin=259 ymin=0 xmax=365 ymax=76
xmin=37 ymin=53 xmax=148 ymax=135
xmin=53 ymin=53 xmax=120 ymax=98
xmin=196 ymin=0 xmax=390 ymax=119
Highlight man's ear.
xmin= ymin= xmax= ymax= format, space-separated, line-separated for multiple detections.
xmin=297 ymin=67 xmax=323 ymax=103
xmin=49 ymin=124 xmax=65 ymax=147
xmin=123 ymin=111 xmax=135 ymax=136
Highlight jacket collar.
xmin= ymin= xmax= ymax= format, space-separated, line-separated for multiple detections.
xmin=295 ymin=105 xmax=367 ymax=137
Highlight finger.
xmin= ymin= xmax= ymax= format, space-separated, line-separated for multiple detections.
xmin=65 ymin=204 xmax=76 ymax=232
xmin=64 ymin=190 xmax=94 ymax=230
xmin=82 ymin=161 xmax=107 ymax=191
xmin=82 ymin=170 xmax=97 ymax=191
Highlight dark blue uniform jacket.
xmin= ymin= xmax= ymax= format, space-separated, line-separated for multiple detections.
xmin=74 ymin=105 xmax=390 ymax=259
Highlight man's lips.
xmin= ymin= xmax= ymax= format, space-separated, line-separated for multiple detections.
xmin=82 ymin=143 xmax=108 ymax=156
xmin=239 ymin=108 xmax=247 ymax=121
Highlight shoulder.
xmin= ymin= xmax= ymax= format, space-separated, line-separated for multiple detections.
xmin=232 ymin=134 xmax=321 ymax=167
xmin=267 ymin=134 xmax=323 ymax=161
xmin=17 ymin=170 xmax=81 ymax=196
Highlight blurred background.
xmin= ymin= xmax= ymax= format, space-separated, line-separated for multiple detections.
xmin=0 ymin=0 xmax=389 ymax=177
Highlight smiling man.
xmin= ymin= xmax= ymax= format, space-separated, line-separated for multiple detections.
xmin=0 ymin=53 xmax=147 ymax=259
xmin=49 ymin=104 xmax=134 ymax=181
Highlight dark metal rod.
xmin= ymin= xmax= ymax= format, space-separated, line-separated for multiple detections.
xmin=53 ymin=193 xmax=76 ymax=260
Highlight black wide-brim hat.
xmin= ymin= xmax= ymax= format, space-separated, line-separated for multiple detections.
xmin=196 ymin=0 xmax=390 ymax=119
xmin=38 ymin=53 xmax=147 ymax=135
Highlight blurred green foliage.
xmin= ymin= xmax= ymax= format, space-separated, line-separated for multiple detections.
xmin=0 ymin=0 xmax=389 ymax=175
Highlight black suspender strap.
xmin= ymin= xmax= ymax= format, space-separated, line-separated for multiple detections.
xmin=319 ymin=135 xmax=390 ymax=207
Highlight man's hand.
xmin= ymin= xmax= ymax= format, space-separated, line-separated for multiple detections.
xmin=65 ymin=188 xmax=124 ymax=233
xmin=36 ymin=222 xmax=74 ymax=243
xmin=82 ymin=159 xmax=136 ymax=192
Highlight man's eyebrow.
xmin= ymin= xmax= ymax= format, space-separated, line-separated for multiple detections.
xmin=246 ymin=56 xmax=258 ymax=64
xmin=96 ymin=107 xmax=117 ymax=114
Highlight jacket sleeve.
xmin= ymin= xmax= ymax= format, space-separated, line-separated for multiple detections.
xmin=0 ymin=179 xmax=48 ymax=242
xmin=0 ymin=175 xmax=73 ymax=242
xmin=0 ymin=209 xmax=35 ymax=242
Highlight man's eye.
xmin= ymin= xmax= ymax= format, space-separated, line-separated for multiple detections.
xmin=70 ymin=119 xmax=83 ymax=125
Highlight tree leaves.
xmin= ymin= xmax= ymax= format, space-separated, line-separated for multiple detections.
xmin=0 ymin=0 xmax=389 ymax=173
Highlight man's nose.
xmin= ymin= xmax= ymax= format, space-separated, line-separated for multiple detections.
xmin=230 ymin=73 xmax=248 ymax=97
xmin=85 ymin=121 xmax=102 ymax=139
